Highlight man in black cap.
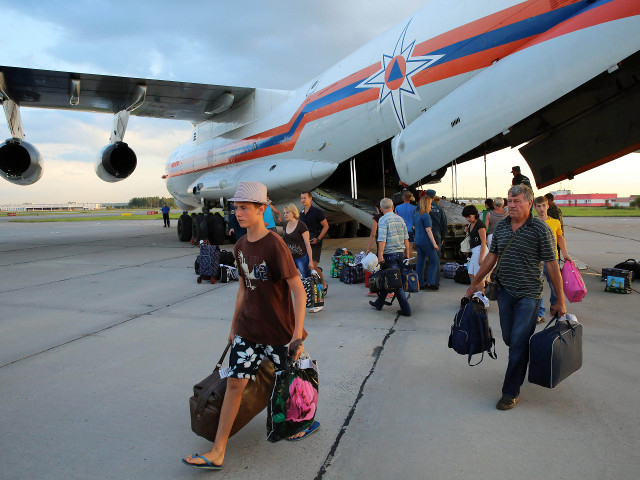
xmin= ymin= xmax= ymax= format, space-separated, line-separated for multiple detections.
xmin=511 ymin=166 xmax=532 ymax=189
xmin=426 ymin=189 xmax=447 ymax=287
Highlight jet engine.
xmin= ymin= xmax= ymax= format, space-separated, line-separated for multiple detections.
xmin=0 ymin=138 xmax=43 ymax=185
xmin=94 ymin=141 xmax=137 ymax=182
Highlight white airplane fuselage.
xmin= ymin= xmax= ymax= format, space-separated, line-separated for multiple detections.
xmin=165 ymin=0 xmax=640 ymax=210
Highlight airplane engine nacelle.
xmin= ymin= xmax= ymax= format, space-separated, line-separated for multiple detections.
xmin=0 ymin=138 xmax=43 ymax=185
xmin=95 ymin=141 xmax=137 ymax=182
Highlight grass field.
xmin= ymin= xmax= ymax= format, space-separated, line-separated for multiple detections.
xmin=470 ymin=204 xmax=640 ymax=217
xmin=558 ymin=206 xmax=640 ymax=217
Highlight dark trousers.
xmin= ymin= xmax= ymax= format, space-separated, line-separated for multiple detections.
xmin=372 ymin=252 xmax=411 ymax=315
xmin=163 ymin=213 xmax=170 ymax=227
xmin=497 ymin=288 xmax=541 ymax=398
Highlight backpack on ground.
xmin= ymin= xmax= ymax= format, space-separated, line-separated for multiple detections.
xmin=400 ymin=265 xmax=419 ymax=293
xmin=448 ymin=296 xmax=497 ymax=366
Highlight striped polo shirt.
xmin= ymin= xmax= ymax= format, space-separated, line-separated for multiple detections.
xmin=490 ymin=213 xmax=556 ymax=299
xmin=377 ymin=212 xmax=409 ymax=254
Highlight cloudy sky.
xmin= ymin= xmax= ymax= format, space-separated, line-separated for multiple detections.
xmin=0 ymin=0 xmax=637 ymax=205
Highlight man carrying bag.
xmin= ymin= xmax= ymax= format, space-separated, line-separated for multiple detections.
xmin=182 ymin=182 xmax=317 ymax=471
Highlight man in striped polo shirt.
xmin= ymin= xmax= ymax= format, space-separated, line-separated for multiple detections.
xmin=466 ymin=184 xmax=566 ymax=410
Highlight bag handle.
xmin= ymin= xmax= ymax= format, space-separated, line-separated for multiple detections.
xmin=196 ymin=341 xmax=233 ymax=415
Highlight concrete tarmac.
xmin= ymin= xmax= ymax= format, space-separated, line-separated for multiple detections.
xmin=0 ymin=217 xmax=638 ymax=479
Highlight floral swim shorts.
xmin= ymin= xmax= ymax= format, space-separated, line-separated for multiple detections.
xmin=228 ymin=335 xmax=288 ymax=381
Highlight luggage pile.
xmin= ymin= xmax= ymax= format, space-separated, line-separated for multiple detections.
xmin=195 ymin=241 xmax=237 ymax=284
xmin=330 ymin=248 xmax=354 ymax=278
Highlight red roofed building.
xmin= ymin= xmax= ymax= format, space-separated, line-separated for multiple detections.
xmin=554 ymin=193 xmax=617 ymax=207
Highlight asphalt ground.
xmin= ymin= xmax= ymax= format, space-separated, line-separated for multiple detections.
xmin=0 ymin=217 xmax=638 ymax=480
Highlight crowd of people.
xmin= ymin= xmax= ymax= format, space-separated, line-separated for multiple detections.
xmin=183 ymin=167 xmax=572 ymax=469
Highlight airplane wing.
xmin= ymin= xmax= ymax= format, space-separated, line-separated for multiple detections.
xmin=0 ymin=65 xmax=255 ymax=124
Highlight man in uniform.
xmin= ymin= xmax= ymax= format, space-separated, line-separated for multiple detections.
xmin=426 ymin=189 xmax=447 ymax=287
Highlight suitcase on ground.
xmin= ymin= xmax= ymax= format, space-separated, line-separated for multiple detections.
xmin=603 ymin=268 xmax=632 ymax=294
xmin=190 ymin=343 xmax=275 ymax=442
xmin=529 ymin=314 xmax=582 ymax=388
xmin=561 ymin=260 xmax=586 ymax=302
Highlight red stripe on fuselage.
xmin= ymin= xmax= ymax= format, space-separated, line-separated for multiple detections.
xmin=170 ymin=0 xmax=636 ymax=179
xmin=412 ymin=0 xmax=584 ymax=57
xmin=518 ymin=0 xmax=640 ymax=50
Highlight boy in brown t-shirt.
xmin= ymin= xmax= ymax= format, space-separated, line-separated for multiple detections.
xmin=183 ymin=182 xmax=316 ymax=471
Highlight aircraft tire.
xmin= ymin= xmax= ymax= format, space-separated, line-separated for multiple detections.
xmin=207 ymin=213 xmax=226 ymax=246
xmin=344 ymin=220 xmax=359 ymax=238
xmin=328 ymin=222 xmax=347 ymax=239
xmin=357 ymin=224 xmax=371 ymax=237
xmin=177 ymin=214 xmax=193 ymax=242
xmin=192 ymin=213 xmax=207 ymax=244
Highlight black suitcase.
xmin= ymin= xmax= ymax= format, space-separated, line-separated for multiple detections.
xmin=528 ymin=315 xmax=582 ymax=388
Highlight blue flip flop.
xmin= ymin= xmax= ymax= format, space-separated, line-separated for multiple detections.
xmin=286 ymin=420 xmax=320 ymax=441
xmin=182 ymin=453 xmax=222 ymax=470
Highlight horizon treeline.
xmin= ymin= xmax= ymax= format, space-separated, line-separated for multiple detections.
xmin=127 ymin=197 xmax=177 ymax=209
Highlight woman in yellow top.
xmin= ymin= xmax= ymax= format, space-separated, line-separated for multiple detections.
xmin=534 ymin=196 xmax=572 ymax=323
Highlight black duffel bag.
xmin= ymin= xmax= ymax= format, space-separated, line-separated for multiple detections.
xmin=454 ymin=265 xmax=471 ymax=285
xmin=189 ymin=342 xmax=275 ymax=441
xmin=369 ymin=267 xmax=402 ymax=293
xmin=528 ymin=315 xmax=582 ymax=389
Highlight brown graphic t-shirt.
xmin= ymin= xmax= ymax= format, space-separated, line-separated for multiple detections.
xmin=234 ymin=231 xmax=301 ymax=345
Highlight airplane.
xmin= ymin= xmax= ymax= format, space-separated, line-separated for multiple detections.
xmin=1 ymin=0 xmax=639 ymax=244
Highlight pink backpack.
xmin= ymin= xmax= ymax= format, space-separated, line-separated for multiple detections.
xmin=561 ymin=260 xmax=587 ymax=302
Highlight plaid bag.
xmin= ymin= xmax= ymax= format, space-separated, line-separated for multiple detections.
xmin=442 ymin=262 xmax=459 ymax=279
xmin=340 ymin=263 xmax=365 ymax=284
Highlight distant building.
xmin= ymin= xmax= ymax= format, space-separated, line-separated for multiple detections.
xmin=553 ymin=193 xmax=621 ymax=207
